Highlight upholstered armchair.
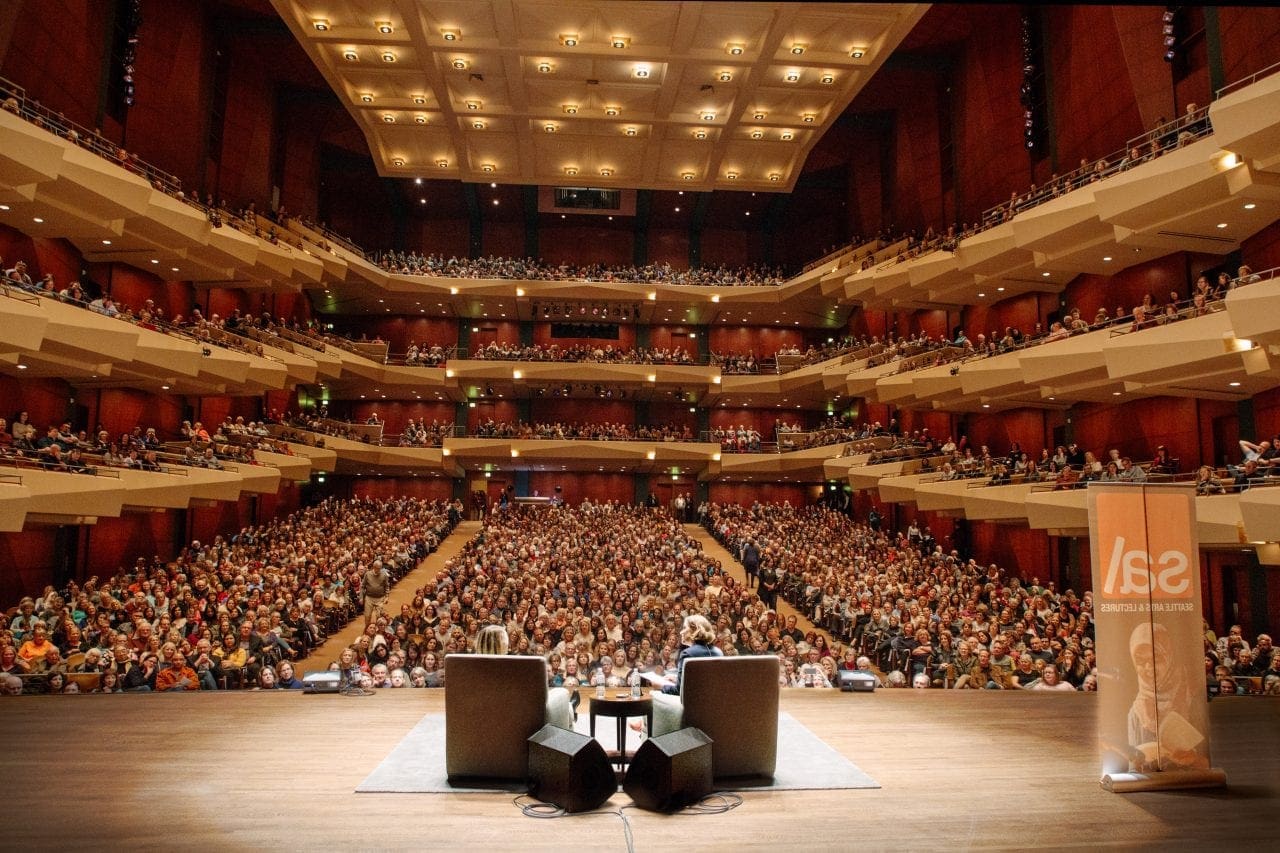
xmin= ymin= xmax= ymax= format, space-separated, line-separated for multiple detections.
xmin=444 ymin=654 xmax=573 ymax=783
xmin=651 ymin=655 xmax=780 ymax=781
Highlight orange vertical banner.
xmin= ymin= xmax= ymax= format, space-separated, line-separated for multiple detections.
xmin=1087 ymin=484 xmax=1226 ymax=791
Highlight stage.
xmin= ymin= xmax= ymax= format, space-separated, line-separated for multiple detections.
xmin=3 ymin=690 xmax=1276 ymax=850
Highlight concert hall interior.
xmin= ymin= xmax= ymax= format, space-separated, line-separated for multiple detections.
xmin=1 ymin=1 xmax=1279 ymax=848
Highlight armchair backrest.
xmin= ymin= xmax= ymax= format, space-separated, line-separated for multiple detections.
xmin=445 ymin=654 xmax=549 ymax=781
xmin=680 ymin=656 xmax=780 ymax=780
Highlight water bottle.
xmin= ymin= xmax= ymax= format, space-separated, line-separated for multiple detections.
xmin=595 ymin=670 xmax=605 ymax=698
xmin=629 ymin=668 xmax=641 ymax=698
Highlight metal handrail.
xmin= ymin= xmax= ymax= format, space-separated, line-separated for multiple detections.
xmin=1216 ymin=58 xmax=1280 ymax=99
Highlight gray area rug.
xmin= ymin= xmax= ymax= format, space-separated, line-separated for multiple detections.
xmin=356 ymin=712 xmax=878 ymax=794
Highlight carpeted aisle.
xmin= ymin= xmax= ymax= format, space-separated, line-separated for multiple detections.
xmin=355 ymin=711 xmax=878 ymax=794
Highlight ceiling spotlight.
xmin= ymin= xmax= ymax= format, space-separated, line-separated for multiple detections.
xmin=564 ymin=166 xmax=578 ymax=176
xmin=343 ymin=49 xmax=358 ymax=61
xmin=312 ymin=19 xmax=329 ymax=31
xmin=752 ymin=111 xmax=766 ymax=120
xmin=381 ymin=51 xmax=396 ymax=63
xmin=599 ymin=167 xmax=613 ymax=177
xmin=472 ymin=120 xmax=485 ymax=129
xmin=611 ymin=36 xmax=630 ymax=49
xmin=360 ymin=93 xmax=373 ymax=102
xmin=376 ymin=21 xmax=393 ymax=34
xmin=391 ymin=158 xmax=405 ymax=167
xmin=785 ymin=71 xmax=800 ymax=82
xmin=634 ymin=67 xmax=650 ymax=78
xmin=726 ymin=171 xmax=738 ymax=180
xmin=1102 ymin=256 xmax=1113 ymax=262
xmin=559 ymin=33 xmax=579 ymax=47
xmin=769 ymin=173 xmax=781 ymax=182
xmin=1042 ymin=271 xmax=1051 ymax=277
xmin=544 ymin=123 xmax=557 ymax=133
xmin=750 ymin=129 xmax=763 ymax=139
xmin=564 ymin=104 xmax=578 ymax=114
xmin=727 ymin=42 xmax=744 ymax=55
xmin=701 ymin=111 xmax=715 ymax=121
xmin=791 ymin=43 xmax=807 ymax=55
xmin=413 ymin=95 xmax=426 ymax=104
xmin=694 ymin=129 xmax=708 ymax=139
xmin=850 ymin=48 xmax=865 ymax=58
xmin=382 ymin=114 xmax=395 ymax=123
xmin=101 ymin=239 xmax=112 ymax=245
xmin=452 ymin=58 xmax=468 ymax=70
xmin=1216 ymin=222 xmax=1228 ymax=229
xmin=537 ymin=61 xmax=552 ymax=73
xmin=436 ymin=159 xmax=448 ymax=168
xmin=481 ymin=163 xmax=495 ymax=172
xmin=32 ymin=217 xmax=43 ymax=223
xmin=466 ymin=100 xmax=481 ymax=110
xmin=414 ymin=115 xmax=427 ymax=124
xmin=781 ymin=130 xmax=793 ymax=140
xmin=718 ymin=70 xmax=733 ymax=82
xmin=625 ymin=127 xmax=637 ymax=136
xmin=441 ymin=28 xmax=459 ymax=41
xmin=1244 ymin=202 xmax=1257 ymax=210
xmin=682 ymin=172 xmax=695 ymax=181
xmin=802 ymin=113 xmax=815 ymax=123
xmin=604 ymin=106 xmax=620 ymax=116
xmin=820 ymin=73 xmax=834 ymax=84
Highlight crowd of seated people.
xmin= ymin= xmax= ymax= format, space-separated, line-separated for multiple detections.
xmin=273 ymin=410 xmax=373 ymax=444
xmin=472 ymin=419 xmax=694 ymax=442
xmin=396 ymin=420 xmax=452 ymax=448
xmin=705 ymin=501 xmax=1278 ymax=693
xmin=470 ymin=341 xmax=694 ymax=365
xmin=402 ymin=342 xmax=449 ymax=366
xmin=377 ymin=252 xmax=789 ymax=287
xmin=1 ymin=496 xmax=459 ymax=694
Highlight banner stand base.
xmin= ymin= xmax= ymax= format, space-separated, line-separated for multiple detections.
xmin=1101 ymin=768 xmax=1227 ymax=793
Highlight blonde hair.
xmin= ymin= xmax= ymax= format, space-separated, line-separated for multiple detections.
xmin=475 ymin=624 xmax=509 ymax=655
xmin=682 ymin=614 xmax=716 ymax=645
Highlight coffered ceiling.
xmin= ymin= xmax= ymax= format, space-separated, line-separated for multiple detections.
xmin=269 ymin=1 xmax=928 ymax=191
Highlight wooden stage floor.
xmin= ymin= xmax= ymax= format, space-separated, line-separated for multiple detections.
xmin=3 ymin=690 xmax=1276 ymax=850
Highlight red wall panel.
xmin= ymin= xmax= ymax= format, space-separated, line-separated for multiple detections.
xmin=648 ymin=228 xmax=689 ymax=268
xmin=351 ymin=401 xmax=455 ymax=434
xmin=1218 ymin=7 xmax=1280 ymax=88
xmin=96 ymin=389 xmax=185 ymax=440
xmin=482 ymin=221 xmax=524 ymax=260
xmin=0 ymin=529 xmax=59 ymax=605
xmin=528 ymin=472 xmax=633 ymax=506
xmin=339 ymin=316 xmax=457 ymax=353
xmin=707 ymin=326 xmax=804 ymax=358
xmin=531 ymin=323 xmax=638 ymax=350
xmin=0 ymin=377 xmax=72 ymax=433
xmin=539 ymin=222 xmax=633 ymax=267
xmin=466 ymin=320 xmax=522 ymax=352
xmin=709 ymin=483 xmax=810 ymax=507
xmin=1072 ymin=397 xmax=1202 ymax=467
xmin=1 ymin=0 xmax=111 ymax=131
xmin=466 ymin=399 xmax=520 ymax=431
xmin=528 ymin=399 xmax=634 ymax=425
xmin=964 ymin=409 xmax=1053 ymax=457
xmin=1063 ymin=254 xmax=1187 ymax=320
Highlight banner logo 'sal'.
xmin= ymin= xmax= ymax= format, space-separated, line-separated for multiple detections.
xmin=1096 ymin=492 xmax=1195 ymax=602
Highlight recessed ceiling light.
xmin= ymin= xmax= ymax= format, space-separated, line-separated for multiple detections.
xmin=32 ymin=217 xmax=43 ymax=223
xmin=491 ymin=182 xmax=497 ymax=188
xmin=791 ymin=43 xmax=806 ymax=55
xmin=785 ymin=71 xmax=800 ymax=82
xmin=436 ymin=159 xmax=448 ymax=168
xmin=727 ymin=42 xmax=744 ymax=55
xmin=481 ymin=163 xmax=495 ymax=172
xmin=674 ymin=207 xmax=680 ymax=212
xmin=420 ymin=198 xmax=427 ymax=204
xmin=996 ymin=286 xmax=1005 ymax=292
xmin=701 ymin=112 xmax=715 ymax=121
xmin=769 ymin=173 xmax=780 ymax=182
xmin=726 ymin=172 xmax=738 ymax=180
xmin=1112 ymin=391 xmax=1122 ymax=396
xmin=472 ymin=120 xmax=485 ymax=129
xmin=492 ymin=199 xmax=499 ymax=206
xmin=982 ymin=403 xmax=990 ymax=408
xmin=634 ymin=67 xmax=650 ymax=78
xmin=851 ymin=48 xmax=865 ymax=59
xmin=780 ymin=131 xmax=794 ymax=140
xmin=171 ymin=267 xmax=180 ymax=272
xmin=1103 ymin=256 xmax=1112 ymax=262
xmin=718 ymin=71 xmax=733 ymax=82
xmin=694 ymin=129 xmax=708 ymax=139
xmin=382 ymin=114 xmax=395 ymax=123
xmin=150 ymin=258 xmax=159 ymax=264
xmin=625 ymin=127 xmax=637 ymax=136
xmin=343 ymin=49 xmax=358 ymax=61
xmin=376 ymin=21 xmax=393 ymax=34
xmin=414 ymin=115 xmax=427 ymax=124
xmin=537 ymin=61 xmax=552 ymax=73
xmin=161 ymin=384 xmax=170 ymax=390
xmin=681 ymin=172 xmax=694 ymax=181
xmin=360 ymin=93 xmax=373 ymax=102
xmin=563 ymin=104 xmax=578 ymax=114
xmin=1244 ymin=202 xmax=1256 ymax=210
xmin=0 ymin=204 xmax=8 ymax=211
xmin=559 ymin=33 xmax=579 ymax=47
xmin=1229 ymin=381 xmax=1242 ymax=387
xmin=413 ymin=95 xmax=426 ymax=104
xmin=441 ymin=28 xmax=459 ymax=41
xmin=312 ymin=19 xmax=329 ymax=31
xmin=612 ymin=36 xmax=630 ymax=49
xmin=101 ymin=239 xmax=111 ymax=245
xmin=466 ymin=100 xmax=481 ymax=110
xmin=544 ymin=124 xmax=557 ymax=133
xmin=599 ymin=168 xmax=613 ymax=177
xmin=564 ymin=166 xmax=578 ymax=176
xmin=1217 ymin=222 xmax=1228 ymax=229
xmin=820 ymin=73 xmax=834 ymax=85
xmin=604 ymin=106 xmax=619 ymax=116
xmin=452 ymin=58 xmax=467 ymax=70
xmin=802 ymin=113 xmax=815 ymax=123
xmin=391 ymin=158 xmax=404 ymax=166
xmin=752 ymin=112 xmax=766 ymax=121
xmin=381 ymin=51 xmax=395 ymax=63
xmin=16 ymin=364 xmax=26 ymax=370
xmin=1042 ymin=271 xmax=1051 ymax=277
xmin=750 ymin=129 xmax=763 ymax=139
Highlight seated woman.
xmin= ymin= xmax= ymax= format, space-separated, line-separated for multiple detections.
xmin=474 ymin=624 xmax=573 ymax=730
xmin=651 ymin=614 xmax=723 ymax=732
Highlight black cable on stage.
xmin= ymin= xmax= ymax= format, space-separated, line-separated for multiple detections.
xmin=513 ymin=790 xmax=744 ymax=853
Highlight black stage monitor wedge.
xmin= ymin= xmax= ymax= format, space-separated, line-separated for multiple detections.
xmin=838 ymin=670 xmax=877 ymax=692
xmin=527 ymin=725 xmax=616 ymax=813
xmin=623 ymin=727 xmax=713 ymax=812
xmin=302 ymin=671 xmax=341 ymax=694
